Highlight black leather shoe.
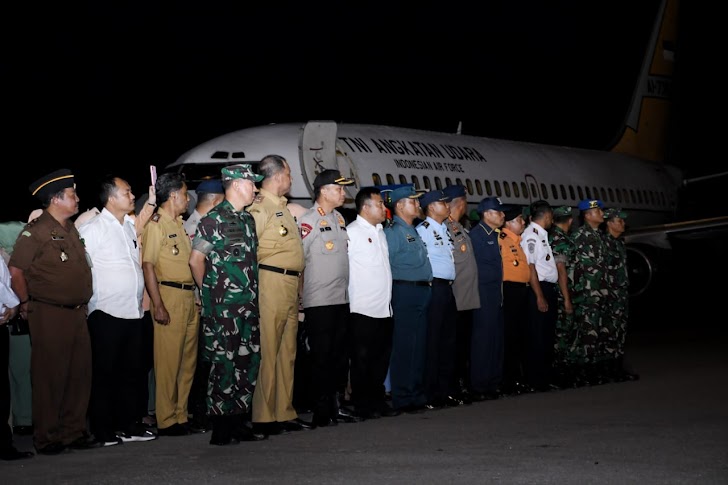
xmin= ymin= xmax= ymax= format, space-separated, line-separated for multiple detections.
xmin=232 ymin=425 xmax=267 ymax=442
xmin=399 ymin=404 xmax=426 ymax=414
xmin=0 ymin=446 xmax=34 ymax=460
xmin=444 ymin=395 xmax=463 ymax=407
xmin=35 ymin=442 xmax=67 ymax=455
xmin=280 ymin=418 xmax=314 ymax=431
xmin=336 ymin=409 xmax=362 ymax=423
xmin=12 ymin=425 xmax=33 ymax=436
xmin=68 ymin=435 xmax=104 ymax=450
xmin=312 ymin=413 xmax=336 ymax=427
xmin=425 ymin=400 xmax=444 ymax=410
xmin=157 ymin=423 xmax=190 ymax=436
xmin=378 ymin=405 xmax=401 ymax=417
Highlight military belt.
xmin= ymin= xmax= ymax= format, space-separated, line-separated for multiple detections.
xmin=259 ymin=264 xmax=300 ymax=277
xmin=160 ymin=281 xmax=195 ymax=291
xmin=431 ymin=278 xmax=454 ymax=286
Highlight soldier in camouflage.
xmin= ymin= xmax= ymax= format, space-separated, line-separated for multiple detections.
xmin=548 ymin=206 xmax=580 ymax=387
xmin=189 ymin=163 xmax=267 ymax=445
xmin=571 ymin=199 xmax=609 ymax=385
xmin=601 ymin=208 xmax=638 ymax=381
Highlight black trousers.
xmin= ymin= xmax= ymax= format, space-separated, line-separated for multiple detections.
xmin=348 ymin=313 xmax=393 ymax=413
xmin=525 ymin=281 xmax=558 ymax=390
xmin=87 ymin=310 xmax=144 ymax=439
xmin=304 ymin=304 xmax=349 ymax=417
xmin=424 ymin=283 xmax=457 ymax=402
xmin=502 ymin=281 xmax=529 ymax=387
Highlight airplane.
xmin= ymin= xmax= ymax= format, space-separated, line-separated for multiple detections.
xmin=163 ymin=0 xmax=726 ymax=297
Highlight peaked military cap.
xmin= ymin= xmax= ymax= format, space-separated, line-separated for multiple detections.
xmin=196 ymin=179 xmax=224 ymax=194
xmin=442 ymin=184 xmax=466 ymax=200
xmin=603 ymin=208 xmax=628 ymax=220
xmin=221 ymin=164 xmax=263 ymax=182
xmin=389 ymin=185 xmax=423 ymax=205
xmin=313 ymin=169 xmax=354 ymax=189
xmin=29 ymin=169 xmax=75 ymax=201
xmin=577 ymin=199 xmax=604 ymax=211
xmin=420 ymin=189 xmax=449 ymax=209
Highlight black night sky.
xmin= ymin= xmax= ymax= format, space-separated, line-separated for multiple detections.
xmin=3 ymin=1 xmax=718 ymax=221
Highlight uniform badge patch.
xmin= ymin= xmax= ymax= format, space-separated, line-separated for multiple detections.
xmin=460 ymin=244 xmax=467 ymax=252
xmin=527 ymin=241 xmax=536 ymax=253
xmin=320 ymin=219 xmax=328 ymax=227
xmin=325 ymin=241 xmax=334 ymax=250
xmin=300 ymin=223 xmax=312 ymax=239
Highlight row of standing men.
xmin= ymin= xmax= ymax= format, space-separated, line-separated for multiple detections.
xmin=0 ymin=158 xmax=635 ymax=458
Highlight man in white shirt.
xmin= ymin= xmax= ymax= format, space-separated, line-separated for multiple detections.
xmin=347 ymin=187 xmax=399 ymax=419
xmin=78 ymin=175 xmax=157 ymax=445
xmin=520 ymin=200 xmax=559 ymax=392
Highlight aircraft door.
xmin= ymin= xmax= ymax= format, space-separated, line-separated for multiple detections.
xmin=524 ymin=174 xmax=541 ymax=203
xmin=299 ymin=121 xmax=359 ymax=202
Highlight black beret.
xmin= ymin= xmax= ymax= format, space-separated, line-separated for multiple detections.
xmin=29 ymin=169 xmax=75 ymax=201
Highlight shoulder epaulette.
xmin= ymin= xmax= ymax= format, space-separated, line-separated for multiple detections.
xmin=151 ymin=213 xmax=161 ymax=223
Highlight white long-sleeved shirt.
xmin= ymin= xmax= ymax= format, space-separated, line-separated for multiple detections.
xmin=347 ymin=215 xmax=392 ymax=318
xmin=0 ymin=257 xmax=19 ymax=312
xmin=78 ymin=208 xmax=144 ymax=319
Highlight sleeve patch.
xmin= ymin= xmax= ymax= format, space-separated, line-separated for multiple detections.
xmin=300 ymin=223 xmax=312 ymax=239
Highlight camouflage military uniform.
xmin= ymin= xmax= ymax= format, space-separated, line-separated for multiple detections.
xmin=603 ymin=232 xmax=629 ymax=358
xmin=570 ymin=223 xmax=608 ymax=365
xmin=549 ymin=224 xmax=576 ymax=365
xmin=192 ymin=199 xmax=260 ymax=415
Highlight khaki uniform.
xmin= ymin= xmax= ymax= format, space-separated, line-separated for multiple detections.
xmin=142 ymin=209 xmax=199 ymax=429
xmin=248 ymin=189 xmax=304 ymax=423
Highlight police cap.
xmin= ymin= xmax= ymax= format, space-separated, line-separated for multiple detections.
xmin=313 ymin=169 xmax=354 ymax=189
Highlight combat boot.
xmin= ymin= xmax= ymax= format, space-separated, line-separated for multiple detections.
xmin=209 ymin=415 xmax=234 ymax=446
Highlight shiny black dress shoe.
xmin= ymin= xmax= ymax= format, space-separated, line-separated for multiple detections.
xmin=232 ymin=425 xmax=267 ymax=442
xmin=355 ymin=408 xmax=381 ymax=420
xmin=0 ymin=446 xmax=34 ymax=461
xmin=378 ymin=405 xmax=401 ymax=417
xmin=35 ymin=442 xmax=67 ymax=455
xmin=279 ymin=418 xmax=314 ymax=432
xmin=157 ymin=423 xmax=190 ymax=436
xmin=336 ymin=408 xmax=363 ymax=423
xmin=425 ymin=400 xmax=444 ymax=410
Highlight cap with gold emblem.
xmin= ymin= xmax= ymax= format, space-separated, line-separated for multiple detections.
xmin=29 ymin=169 xmax=75 ymax=201
xmin=577 ymin=199 xmax=604 ymax=211
xmin=389 ymin=185 xmax=423 ymax=205
xmin=221 ymin=164 xmax=264 ymax=182
xmin=313 ymin=169 xmax=354 ymax=189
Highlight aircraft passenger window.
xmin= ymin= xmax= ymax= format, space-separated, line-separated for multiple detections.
xmin=659 ymin=192 xmax=666 ymax=206
xmin=424 ymin=177 xmax=431 ymax=190
xmin=373 ymin=173 xmax=382 ymax=186
xmin=475 ymin=180 xmax=483 ymax=195
xmin=577 ymin=186 xmax=584 ymax=200
xmin=456 ymin=178 xmax=463 ymax=186
xmin=623 ymin=189 xmax=630 ymax=203
xmin=615 ymin=188 xmax=622 ymax=203
xmin=503 ymin=181 xmax=511 ymax=197
xmin=608 ymin=188 xmax=614 ymax=202
xmin=494 ymin=181 xmax=502 ymax=197
xmin=435 ymin=178 xmax=443 ymax=190
xmin=568 ymin=185 xmax=576 ymax=200
xmin=649 ymin=190 xmax=656 ymax=205
xmin=386 ymin=174 xmax=395 ymax=185
xmin=485 ymin=180 xmax=492 ymax=196
xmin=445 ymin=177 xmax=453 ymax=187
xmin=399 ymin=174 xmax=407 ymax=184
xmin=530 ymin=183 xmax=537 ymax=198
xmin=466 ymin=179 xmax=473 ymax=195
xmin=560 ymin=185 xmax=567 ymax=200
xmin=540 ymin=183 xmax=548 ymax=199
xmin=551 ymin=184 xmax=558 ymax=200
xmin=592 ymin=187 xmax=599 ymax=200
xmin=630 ymin=189 xmax=637 ymax=203
xmin=585 ymin=187 xmax=592 ymax=199
xmin=411 ymin=175 xmax=420 ymax=190
xmin=521 ymin=182 xmax=529 ymax=199
xmin=512 ymin=182 xmax=520 ymax=198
